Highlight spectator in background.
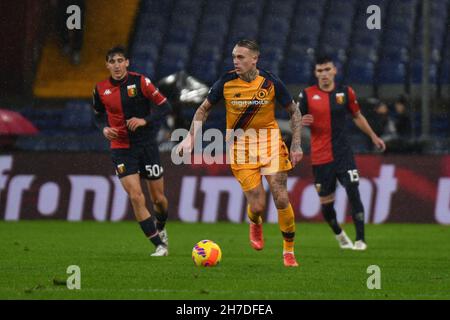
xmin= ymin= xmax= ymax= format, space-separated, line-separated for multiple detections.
xmin=372 ymin=101 xmax=397 ymax=142
xmin=393 ymin=99 xmax=412 ymax=138
xmin=371 ymin=99 xmax=416 ymax=153
xmin=51 ymin=0 xmax=85 ymax=65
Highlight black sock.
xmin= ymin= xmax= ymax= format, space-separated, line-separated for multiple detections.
xmin=154 ymin=207 xmax=168 ymax=231
xmin=351 ymin=211 xmax=365 ymax=241
xmin=139 ymin=217 xmax=164 ymax=247
xmin=346 ymin=184 xmax=365 ymax=241
xmin=322 ymin=202 xmax=342 ymax=235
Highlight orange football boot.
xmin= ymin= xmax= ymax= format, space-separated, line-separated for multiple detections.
xmin=249 ymin=223 xmax=264 ymax=250
xmin=283 ymin=252 xmax=299 ymax=267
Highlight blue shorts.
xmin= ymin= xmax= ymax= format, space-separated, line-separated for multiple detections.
xmin=111 ymin=143 xmax=163 ymax=180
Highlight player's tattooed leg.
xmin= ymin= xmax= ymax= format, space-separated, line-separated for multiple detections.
xmin=266 ymin=171 xmax=289 ymax=209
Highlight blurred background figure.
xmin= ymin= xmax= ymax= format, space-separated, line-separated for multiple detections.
xmin=370 ymin=97 xmax=419 ymax=153
xmin=372 ymin=101 xmax=397 ymax=144
xmin=51 ymin=0 xmax=86 ymax=65
xmin=393 ymin=97 xmax=412 ymax=139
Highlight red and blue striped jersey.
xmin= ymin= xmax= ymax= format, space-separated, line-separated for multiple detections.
xmin=298 ymin=84 xmax=360 ymax=165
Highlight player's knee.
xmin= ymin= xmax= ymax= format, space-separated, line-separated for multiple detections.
xmin=274 ymin=194 xmax=289 ymax=209
xmin=152 ymin=194 xmax=167 ymax=207
xmin=129 ymin=191 xmax=145 ymax=205
xmin=250 ymin=201 xmax=265 ymax=214
xmin=320 ymin=193 xmax=335 ymax=205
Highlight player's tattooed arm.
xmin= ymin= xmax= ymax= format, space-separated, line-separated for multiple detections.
xmin=286 ymin=102 xmax=302 ymax=149
xmin=286 ymin=101 xmax=303 ymax=166
xmin=188 ymin=99 xmax=213 ymax=137
xmin=177 ymin=99 xmax=214 ymax=155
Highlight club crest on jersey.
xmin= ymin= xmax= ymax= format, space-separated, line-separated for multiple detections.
xmin=127 ymin=85 xmax=137 ymax=97
xmin=256 ymin=89 xmax=268 ymax=100
xmin=336 ymin=93 xmax=345 ymax=104
xmin=117 ymin=163 xmax=126 ymax=175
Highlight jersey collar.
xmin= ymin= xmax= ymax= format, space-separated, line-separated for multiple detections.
xmin=109 ymin=73 xmax=128 ymax=86
xmin=316 ymin=83 xmax=336 ymax=93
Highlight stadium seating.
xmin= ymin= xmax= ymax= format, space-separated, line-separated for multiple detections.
xmin=34 ymin=0 xmax=140 ymax=98
xmin=23 ymin=0 xmax=450 ymax=152
xmin=16 ymin=102 xmax=109 ymax=152
xmin=188 ymin=0 xmax=233 ymax=82
xmin=61 ymin=101 xmax=94 ymax=130
xmin=129 ymin=0 xmax=449 ymax=100
xmin=344 ymin=0 xmax=388 ymax=93
xmin=441 ymin=30 xmax=450 ymax=100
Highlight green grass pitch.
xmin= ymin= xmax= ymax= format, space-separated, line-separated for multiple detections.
xmin=0 ymin=221 xmax=449 ymax=299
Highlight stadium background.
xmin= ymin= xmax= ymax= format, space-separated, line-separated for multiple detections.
xmin=0 ymin=0 xmax=449 ymax=224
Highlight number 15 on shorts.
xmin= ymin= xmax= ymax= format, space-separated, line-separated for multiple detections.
xmin=347 ymin=169 xmax=359 ymax=182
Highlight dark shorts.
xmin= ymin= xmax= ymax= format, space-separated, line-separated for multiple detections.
xmin=111 ymin=143 xmax=163 ymax=180
xmin=312 ymin=155 xmax=359 ymax=197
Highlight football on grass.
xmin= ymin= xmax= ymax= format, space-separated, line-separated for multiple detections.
xmin=192 ymin=240 xmax=222 ymax=267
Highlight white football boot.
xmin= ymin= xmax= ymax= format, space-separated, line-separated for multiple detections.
xmin=335 ymin=230 xmax=354 ymax=249
xmin=353 ymin=240 xmax=367 ymax=251
xmin=159 ymin=229 xmax=169 ymax=247
xmin=151 ymin=244 xmax=168 ymax=257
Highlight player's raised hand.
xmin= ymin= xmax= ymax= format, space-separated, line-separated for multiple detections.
xmin=103 ymin=127 xmax=119 ymax=141
xmin=372 ymin=135 xmax=386 ymax=152
xmin=126 ymin=117 xmax=147 ymax=132
xmin=290 ymin=146 xmax=303 ymax=167
xmin=176 ymin=134 xmax=194 ymax=156
xmin=301 ymin=114 xmax=314 ymax=126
